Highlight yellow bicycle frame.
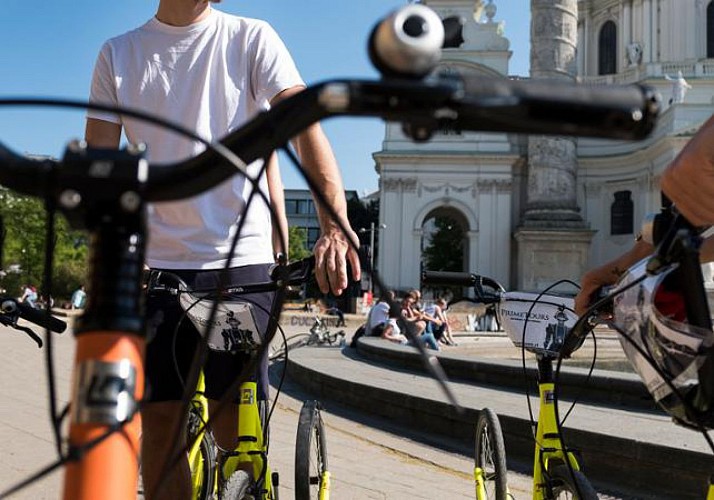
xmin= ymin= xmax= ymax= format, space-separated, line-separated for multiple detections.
xmin=188 ymin=372 xmax=216 ymax=500
xmin=532 ymin=381 xmax=582 ymax=500
xmin=319 ymin=470 xmax=331 ymax=500
xmin=222 ymin=381 xmax=276 ymax=499
xmin=474 ymin=466 xmax=487 ymax=499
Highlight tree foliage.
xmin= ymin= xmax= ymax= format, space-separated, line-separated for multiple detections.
xmin=423 ymin=216 xmax=465 ymax=272
xmin=288 ymin=225 xmax=312 ymax=261
xmin=0 ymin=188 xmax=88 ymax=300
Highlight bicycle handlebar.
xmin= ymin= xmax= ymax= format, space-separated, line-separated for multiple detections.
xmin=0 ymin=73 xmax=658 ymax=202
xmin=0 ymin=297 xmax=67 ymax=333
xmin=421 ymin=270 xmax=504 ymax=304
xmin=146 ymin=256 xmax=316 ymax=296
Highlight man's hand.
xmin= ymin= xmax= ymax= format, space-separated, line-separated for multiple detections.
xmin=574 ymin=269 xmax=614 ymax=316
xmin=312 ymin=227 xmax=361 ymax=296
xmin=574 ymin=239 xmax=653 ymax=316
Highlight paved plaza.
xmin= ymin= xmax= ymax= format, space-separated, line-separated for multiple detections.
xmin=0 ymin=315 xmax=535 ymax=499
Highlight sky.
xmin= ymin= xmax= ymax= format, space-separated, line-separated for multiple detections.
xmin=0 ymin=0 xmax=530 ymax=197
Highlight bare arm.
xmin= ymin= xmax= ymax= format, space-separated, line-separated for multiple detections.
xmin=661 ymin=114 xmax=714 ymax=226
xmin=266 ymin=153 xmax=288 ymax=259
xmin=271 ymin=86 xmax=360 ymax=295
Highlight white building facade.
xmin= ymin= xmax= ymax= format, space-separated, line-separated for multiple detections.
xmin=375 ymin=0 xmax=714 ymax=292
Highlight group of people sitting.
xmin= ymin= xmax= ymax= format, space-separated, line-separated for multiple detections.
xmin=364 ymin=289 xmax=458 ymax=350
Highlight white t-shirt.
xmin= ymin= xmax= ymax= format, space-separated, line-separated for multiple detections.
xmin=368 ymin=301 xmax=390 ymax=330
xmin=88 ymin=9 xmax=304 ymax=269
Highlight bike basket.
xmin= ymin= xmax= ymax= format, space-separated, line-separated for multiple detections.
xmin=497 ymin=292 xmax=578 ymax=356
xmin=614 ymin=259 xmax=714 ymax=428
xmin=178 ymin=291 xmax=261 ymax=354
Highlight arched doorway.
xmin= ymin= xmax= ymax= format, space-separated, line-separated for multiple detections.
xmin=421 ymin=207 xmax=470 ymax=292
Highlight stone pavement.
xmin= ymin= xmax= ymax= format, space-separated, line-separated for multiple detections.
xmin=3 ymin=307 xmax=712 ymax=499
xmin=281 ymin=326 xmax=714 ymax=500
xmin=0 ymin=311 xmax=529 ymax=500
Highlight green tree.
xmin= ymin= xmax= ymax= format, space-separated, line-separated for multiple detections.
xmin=288 ymin=226 xmax=312 ymax=261
xmin=0 ymin=188 xmax=88 ymax=300
xmin=423 ymin=216 xmax=465 ymax=272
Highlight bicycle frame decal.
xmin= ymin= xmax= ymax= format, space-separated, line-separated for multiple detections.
xmin=179 ymin=293 xmax=261 ymax=353
xmin=544 ymin=390 xmax=555 ymax=405
xmin=241 ymin=387 xmax=255 ymax=405
xmin=71 ymin=359 xmax=138 ymax=425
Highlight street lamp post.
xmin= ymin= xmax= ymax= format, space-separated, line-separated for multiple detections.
xmin=359 ymin=222 xmax=386 ymax=296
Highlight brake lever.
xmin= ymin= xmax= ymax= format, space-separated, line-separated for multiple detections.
xmin=16 ymin=325 xmax=43 ymax=348
xmin=0 ymin=313 xmax=43 ymax=348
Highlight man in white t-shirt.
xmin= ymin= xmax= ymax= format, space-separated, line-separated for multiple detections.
xmin=367 ymin=293 xmax=391 ymax=336
xmin=86 ymin=1 xmax=360 ymax=498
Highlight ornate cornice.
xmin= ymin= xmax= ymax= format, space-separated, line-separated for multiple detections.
xmin=421 ymin=183 xmax=474 ymax=195
xmin=476 ymin=178 xmax=512 ymax=192
xmin=381 ymin=177 xmax=418 ymax=192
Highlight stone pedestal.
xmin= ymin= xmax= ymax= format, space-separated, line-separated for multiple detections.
xmin=514 ymin=228 xmax=595 ymax=292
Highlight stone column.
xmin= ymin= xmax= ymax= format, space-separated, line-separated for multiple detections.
xmin=515 ymin=0 xmax=595 ymax=291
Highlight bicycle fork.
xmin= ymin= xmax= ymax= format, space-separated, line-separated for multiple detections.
xmin=474 ymin=466 xmax=487 ymax=499
xmin=222 ymin=381 xmax=275 ymax=499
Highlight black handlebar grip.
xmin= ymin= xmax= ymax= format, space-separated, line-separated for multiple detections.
xmin=454 ymin=75 xmax=660 ymax=141
xmin=421 ymin=270 xmax=476 ymax=287
xmin=270 ymin=256 xmax=315 ymax=286
xmin=16 ymin=302 xmax=67 ymax=333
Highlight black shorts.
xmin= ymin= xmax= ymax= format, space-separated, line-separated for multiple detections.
xmin=145 ymin=263 xmax=274 ymax=402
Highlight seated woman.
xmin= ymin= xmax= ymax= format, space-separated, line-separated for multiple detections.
xmin=400 ymin=292 xmax=440 ymax=351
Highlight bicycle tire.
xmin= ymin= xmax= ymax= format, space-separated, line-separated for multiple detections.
xmin=187 ymin=407 xmax=217 ymax=500
xmin=295 ymin=400 xmax=328 ymax=500
xmin=221 ymin=469 xmax=254 ymax=500
xmin=474 ymin=407 xmax=508 ymax=500
xmin=547 ymin=464 xmax=598 ymax=500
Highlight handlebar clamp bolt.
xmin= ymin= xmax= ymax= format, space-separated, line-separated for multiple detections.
xmin=59 ymin=189 xmax=82 ymax=210
xmin=120 ymin=191 xmax=142 ymax=213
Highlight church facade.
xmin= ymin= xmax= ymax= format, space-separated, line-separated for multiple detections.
xmin=375 ymin=0 xmax=714 ymax=293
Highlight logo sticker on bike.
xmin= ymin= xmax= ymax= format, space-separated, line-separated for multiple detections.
xmin=544 ymin=390 xmax=555 ymax=404
xmin=72 ymin=359 xmax=138 ymax=425
xmin=241 ymin=388 xmax=255 ymax=405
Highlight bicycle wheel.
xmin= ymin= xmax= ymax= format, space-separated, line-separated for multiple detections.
xmin=187 ymin=406 xmax=217 ymax=500
xmin=221 ymin=469 xmax=254 ymax=500
xmin=295 ymin=400 xmax=328 ymax=500
xmin=269 ymin=334 xmax=310 ymax=361
xmin=474 ymin=408 xmax=508 ymax=500
xmin=547 ymin=464 xmax=598 ymax=500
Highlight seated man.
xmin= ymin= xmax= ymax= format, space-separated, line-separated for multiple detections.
xmin=425 ymin=298 xmax=457 ymax=346
xmin=367 ymin=291 xmax=395 ymax=337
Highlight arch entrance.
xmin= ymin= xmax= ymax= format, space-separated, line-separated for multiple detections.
xmin=421 ymin=206 xmax=470 ymax=275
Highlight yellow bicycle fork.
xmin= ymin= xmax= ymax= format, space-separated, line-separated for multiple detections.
xmin=222 ymin=381 xmax=275 ymax=499
xmin=474 ymin=466 xmax=487 ymax=499
xmin=188 ymin=372 xmax=215 ymax=500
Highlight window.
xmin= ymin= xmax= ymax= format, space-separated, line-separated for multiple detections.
xmin=610 ymin=190 xmax=633 ymax=235
xmin=285 ymin=199 xmax=298 ymax=215
xmin=707 ymin=2 xmax=714 ymax=58
xmin=598 ymin=21 xmax=617 ymax=75
xmin=297 ymin=199 xmax=315 ymax=215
